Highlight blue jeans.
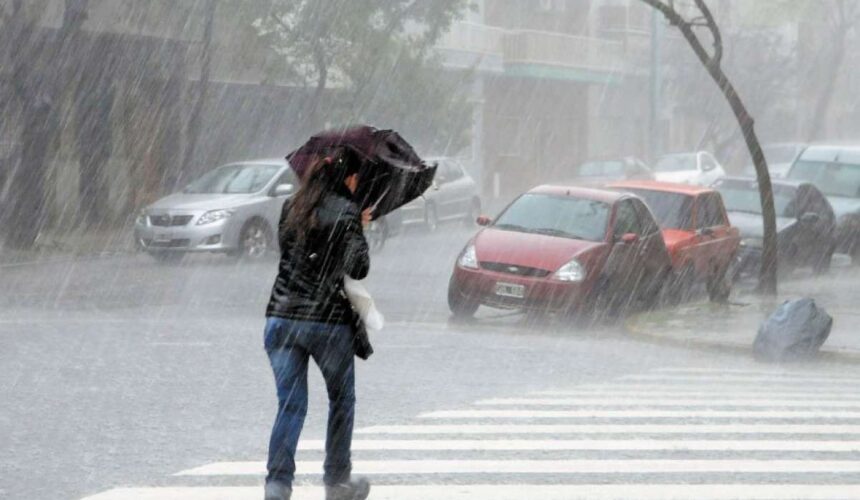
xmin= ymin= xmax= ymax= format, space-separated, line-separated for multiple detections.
xmin=264 ymin=317 xmax=356 ymax=487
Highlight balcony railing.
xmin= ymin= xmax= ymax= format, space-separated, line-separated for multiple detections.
xmin=437 ymin=21 xmax=505 ymax=55
xmin=502 ymin=30 xmax=625 ymax=72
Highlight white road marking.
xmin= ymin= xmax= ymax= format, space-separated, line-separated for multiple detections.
xmin=296 ymin=438 xmax=860 ymax=452
xmin=176 ymin=459 xmax=860 ymax=476
xmin=78 ymin=484 xmax=860 ymax=500
xmin=621 ymin=374 xmax=860 ymax=384
xmin=478 ymin=398 xmax=860 ymax=407
xmin=534 ymin=388 xmax=860 ymax=398
xmin=356 ymin=423 xmax=860 ymax=435
xmin=419 ymin=409 xmax=860 ymax=419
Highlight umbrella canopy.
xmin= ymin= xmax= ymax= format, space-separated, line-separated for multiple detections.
xmin=287 ymin=126 xmax=436 ymax=219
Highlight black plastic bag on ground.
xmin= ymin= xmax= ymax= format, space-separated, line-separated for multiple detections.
xmin=753 ymin=298 xmax=832 ymax=362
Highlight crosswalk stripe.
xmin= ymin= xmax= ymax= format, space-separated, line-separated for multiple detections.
xmin=621 ymin=374 xmax=860 ymax=384
xmin=534 ymin=389 xmax=860 ymax=398
xmin=176 ymin=459 xmax=860 ymax=476
xmin=478 ymin=398 xmax=860 ymax=407
xmin=356 ymin=423 xmax=860 ymax=435
xmin=296 ymin=438 xmax=860 ymax=452
xmin=78 ymin=484 xmax=860 ymax=500
xmin=419 ymin=409 xmax=860 ymax=419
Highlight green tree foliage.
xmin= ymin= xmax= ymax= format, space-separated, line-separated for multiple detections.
xmin=255 ymin=0 xmax=474 ymax=153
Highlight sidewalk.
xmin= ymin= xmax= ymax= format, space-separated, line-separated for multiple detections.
xmin=626 ymin=264 xmax=860 ymax=363
xmin=0 ymin=227 xmax=135 ymax=265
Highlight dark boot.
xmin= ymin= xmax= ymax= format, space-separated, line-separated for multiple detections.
xmin=264 ymin=481 xmax=292 ymax=500
xmin=325 ymin=478 xmax=370 ymax=500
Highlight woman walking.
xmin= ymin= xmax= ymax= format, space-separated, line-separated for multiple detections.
xmin=264 ymin=149 xmax=371 ymax=500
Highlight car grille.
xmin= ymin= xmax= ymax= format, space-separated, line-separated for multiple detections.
xmin=480 ymin=262 xmax=551 ymax=278
xmin=147 ymin=239 xmax=190 ymax=248
xmin=149 ymin=215 xmax=194 ymax=227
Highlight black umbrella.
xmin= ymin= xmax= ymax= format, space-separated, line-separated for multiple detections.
xmin=286 ymin=125 xmax=436 ymax=219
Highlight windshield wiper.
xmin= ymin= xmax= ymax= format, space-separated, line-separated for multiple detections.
xmin=494 ymin=223 xmax=531 ymax=233
xmin=532 ymin=227 xmax=583 ymax=239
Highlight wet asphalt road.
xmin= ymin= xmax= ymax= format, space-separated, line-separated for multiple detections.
xmin=2 ymin=225 xmax=860 ymax=499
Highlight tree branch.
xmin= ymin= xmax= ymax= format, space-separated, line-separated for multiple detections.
xmin=693 ymin=0 xmax=722 ymax=66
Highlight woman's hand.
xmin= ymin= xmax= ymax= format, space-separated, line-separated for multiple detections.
xmin=361 ymin=208 xmax=373 ymax=229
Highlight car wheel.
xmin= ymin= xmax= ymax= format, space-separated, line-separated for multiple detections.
xmin=238 ymin=220 xmax=272 ymax=260
xmin=447 ymin=280 xmax=479 ymax=318
xmin=149 ymin=251 xmax=184 ymax=264
xmin=706 ymin=264 xmax=732 ymax=303
xmin=366 ymin=218 xmax=387 ymax=254
xmin=667 ymin=265 xmax=695 ymax=305
xmin=812 ymin=245 xmax=835 ymax=274
xmin=463 ymin=199 xmax=481 ymax=227
xmin=424 ymin=203 xmax=439 ymax=232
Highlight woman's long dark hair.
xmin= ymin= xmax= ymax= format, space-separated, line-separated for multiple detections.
xmin=285 ymin=147 xmax=361 ymax=242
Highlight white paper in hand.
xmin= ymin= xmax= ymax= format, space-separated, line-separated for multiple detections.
xmin=343 ymin=277 xmax=385 ymax=331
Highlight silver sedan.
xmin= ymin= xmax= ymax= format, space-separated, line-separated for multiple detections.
xmin=134 ymin=159 xmax=296 ymax=262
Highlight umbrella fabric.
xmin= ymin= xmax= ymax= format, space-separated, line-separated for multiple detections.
xmin=286 ymin=126 xmax=436 ymax=219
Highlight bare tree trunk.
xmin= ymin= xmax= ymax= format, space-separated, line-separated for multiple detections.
xmin=183 ymin=0 xmax=216 ymax=176
xmin=639 ymin=0 xmax=778 ymax=294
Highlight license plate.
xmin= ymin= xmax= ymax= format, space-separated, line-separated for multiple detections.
xmin=495 ymin=282 xmax=525 ymax=299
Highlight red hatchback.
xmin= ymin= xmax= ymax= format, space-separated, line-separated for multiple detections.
xmin=447 ymin=185 xmax=672 ymax=318
xmin=608 ymin=180 xmax=740 ymax=302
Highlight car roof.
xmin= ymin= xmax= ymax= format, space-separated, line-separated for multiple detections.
xmin=607 ymin=180 xmax=712 ymax=196
xmin=718 ymin=176 xmax=809 ymax=189
xmin=798 ymin=144 xmax=860 ymax=161
xmin=529 ymin=184 xmax=625 ymax=203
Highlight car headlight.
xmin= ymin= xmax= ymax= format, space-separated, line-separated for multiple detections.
xmin=740 ymin=237 xmax=763 ymax=248
xmin=458 ymin=244 xmax=479 ymax=269
xmin=135 ymin=211 xmax=148 ymax=226
xmin=554 ymin=259 xmax=586 ymax=282
xmin=196 ymin=209 xmax=235 ymax=225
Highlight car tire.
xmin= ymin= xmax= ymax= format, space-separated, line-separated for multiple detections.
xmin=706 ymin=264 xmax=732 ymax=303
xmin=812 ymin=245 xmax=835 ymax=274
xmin=424 ymin=203 xmax=439 ymax=232
xmin=149 ymin=251 xmax=184 ymax=264
xmin=463 ymin=199 xmax=481 ymax=227
xmin=237 ymin=219 xmax=272 ymax=260
xmin=447 ymin=280 xmax=479 ymax=318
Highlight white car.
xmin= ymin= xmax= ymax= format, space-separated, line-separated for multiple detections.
xmin=393 ymin=157 xmax=481 ymax=231
xmin=653 ymin=151 xmax=725 ymax=186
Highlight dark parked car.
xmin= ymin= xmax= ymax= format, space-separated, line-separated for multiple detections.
xmin=786 ymin=144 xmax=860 ymax=263
xmin=567 ymin=157 xmax=653 ymax=186
xmin=394 ymin=157 xmax=480 ymax=231
xmin=447 ymin=185 xmax=671 ymax=319
xmin=714 ymin=177 xmax=837 ymax=278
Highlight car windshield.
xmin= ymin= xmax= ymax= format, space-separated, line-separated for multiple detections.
xmin=788 ymin=160 xmax=860 ymax=199
xmin=624 ymin=189 xmax=694 ymax=230
xmin=763 ymin=145 xmax=801 ymax=164
xmin=578 ymin=160 xmax=624 ymax=178
xmin=716 ymin=180 xmax=797 ymax=217
xmin=493 ymin=193 xmax=609 ymax=242
xmin=184 ymin=164 xmax=281 ymax=194
xmin=655 ymin=154 xmax=696 ymax=172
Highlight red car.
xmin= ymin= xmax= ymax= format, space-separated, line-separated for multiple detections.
xmin=608 ymin=180 xmax=740 ymax=302
xmin=447 ymin=185 xmax=672 ymax=318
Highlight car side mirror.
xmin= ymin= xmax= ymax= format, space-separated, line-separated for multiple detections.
xmin=476 ymin=215 xmax=492 ymax=227
xmin=799 ymin=212 xmax=820 ymax=224
xmin=620 ymin=233 xmax=639 ymax=244
xmin=273 ymin=183 xmax=294 ymax=197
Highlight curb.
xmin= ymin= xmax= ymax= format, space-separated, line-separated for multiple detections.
xmin=625 ymin=313 xmax=860 ymax=366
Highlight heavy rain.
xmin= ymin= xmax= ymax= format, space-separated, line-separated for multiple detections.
xmin=2 ymin=1 xmax=860 ymax=499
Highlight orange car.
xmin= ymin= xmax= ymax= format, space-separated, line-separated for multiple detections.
xmin=608 ymin=180 xmax=740 ymax=302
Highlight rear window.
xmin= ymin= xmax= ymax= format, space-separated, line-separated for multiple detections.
xmin=623 ymin=189 xmax=694 ymax=230
xmin=715 ymin=179 xmax=797 ymax=217
xmin=788 ymin=160 xmax=860 ymax=199
xmin=494 ymin=193 xmax=610 ymax=242
xmin=654 ymin=154 xmax=696 ymax=172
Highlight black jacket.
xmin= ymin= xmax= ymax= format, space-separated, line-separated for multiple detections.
xmin=266 ymin=188 xmax=370 ymax=324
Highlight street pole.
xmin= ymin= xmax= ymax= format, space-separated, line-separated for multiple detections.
xmin=648 ymin=7 xmax=662 ymax=163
